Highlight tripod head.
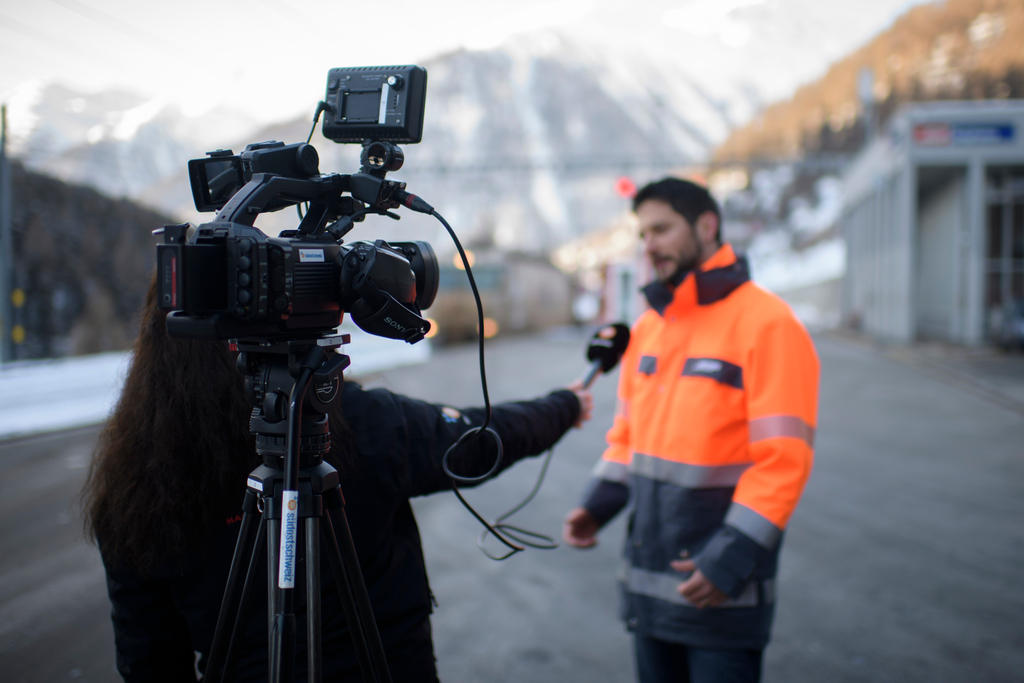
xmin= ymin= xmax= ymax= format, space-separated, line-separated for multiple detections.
xmin=206 ymin=333 xmax=392 ymax=683
xmin=235 ymin=336 xmax=350 ymax=469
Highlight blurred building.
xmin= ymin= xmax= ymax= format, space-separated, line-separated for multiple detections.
xmin=840 ymin=100 xmax=1024 ymax=347
xmin=552 ymin=212 xmax=649 ymax=326
xmin=429 ymin=248 xmax=574 ymax=343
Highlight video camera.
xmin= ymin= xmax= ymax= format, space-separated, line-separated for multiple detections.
xmin=155 ymin=65 xmax=438 ymax=343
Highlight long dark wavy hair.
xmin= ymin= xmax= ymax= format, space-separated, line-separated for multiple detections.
xmin=82 ymin=279 xmax=257 ymax=573
xmin=82 ymin=277 xmax=354 ymax=574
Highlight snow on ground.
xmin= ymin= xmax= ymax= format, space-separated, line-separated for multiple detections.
xmin=0 ymin=351 xmax=130 ymax=441
xmin=0 ymin=329 xmax=431 ymax=441
xmin=748 ymin=232 xmax=845 ymax=293
xmin=741 ymin=171 xmax=846 ymax=331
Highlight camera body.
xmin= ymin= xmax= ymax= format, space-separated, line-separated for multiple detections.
xmin=157 ymin=66 xmax=437 ymax=343
xmin=157 ymin=222 xmax=436 ymax=341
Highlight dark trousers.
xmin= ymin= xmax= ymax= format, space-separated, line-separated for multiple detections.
xmin=633 ymin=634 xmax=763 ymax=683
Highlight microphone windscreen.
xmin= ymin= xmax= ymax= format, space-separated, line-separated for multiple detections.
xmin=585 ymin=323 xmax=630 ymax=373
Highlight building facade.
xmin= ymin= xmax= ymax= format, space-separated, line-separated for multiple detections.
xmin=840 ymin=100 xmax=1024 ymax=346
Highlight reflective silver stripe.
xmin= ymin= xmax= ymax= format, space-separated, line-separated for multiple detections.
xmin=594 ymin=459 xmax=630 ymax=484
xmin=632 ymin=452 xmax=751 ymax=489
xmin=725 ymin=503 xmax=782 ymax=550
xmin=624 ymin=566 xmax=774 ymax=608
xmin=749 ymin=414 xmax=815 ymax=448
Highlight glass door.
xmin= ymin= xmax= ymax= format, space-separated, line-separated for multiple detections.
xmin=985 ymin=166 xmax=1024 ymax=347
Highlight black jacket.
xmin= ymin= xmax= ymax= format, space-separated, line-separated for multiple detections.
xmin=101 ymin=382 xmax=581 ymax=682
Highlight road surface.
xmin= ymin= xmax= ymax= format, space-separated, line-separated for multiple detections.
xmin=1 ymin=328 xmax=1022 ymax=682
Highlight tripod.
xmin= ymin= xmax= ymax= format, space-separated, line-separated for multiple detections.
xmin=204 ymin=337 xmax=392 ymax=683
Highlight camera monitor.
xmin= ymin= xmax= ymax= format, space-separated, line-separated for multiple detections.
xmin=188 ymin=151 xmax=244 ymax=213
xmin=321 ymin=65 xmax=427 ymax=144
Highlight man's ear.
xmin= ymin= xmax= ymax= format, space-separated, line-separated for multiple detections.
xmin=695 ymin=211 xmax=719 ymax=247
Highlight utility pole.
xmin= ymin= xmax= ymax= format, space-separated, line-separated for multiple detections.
xmin=0 ymin=104 xmax=14 ymax=363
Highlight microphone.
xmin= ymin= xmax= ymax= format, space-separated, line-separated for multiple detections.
xmin=582 ymin=322 xmax=630 ymax=388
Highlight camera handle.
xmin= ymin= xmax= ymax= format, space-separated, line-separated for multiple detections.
xmin=204 ymin=339 xmax=392 ymax=683
xmin=211 ymin=161 xmax=411 ymax=237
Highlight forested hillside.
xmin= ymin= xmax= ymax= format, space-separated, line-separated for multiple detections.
xmin=7 ymin=161 xmax=173 ymax=358
xmin=713 ymin=0 xmax=1024 ymax=162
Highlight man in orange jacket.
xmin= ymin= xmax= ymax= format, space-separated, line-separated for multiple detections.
xmin=564 ymin=177 xmax=819 ymax=683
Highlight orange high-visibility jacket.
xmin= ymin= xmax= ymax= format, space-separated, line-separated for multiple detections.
xmin=586 ymin=243 xmax=819 ymax=649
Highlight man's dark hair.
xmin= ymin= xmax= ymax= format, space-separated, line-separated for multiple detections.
xmin=633 ymin=177 xmax=722 ymax=244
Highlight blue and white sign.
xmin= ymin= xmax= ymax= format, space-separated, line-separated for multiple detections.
xmin=298 ymin=249 xmax=326 ymax=263
xmin=915 ymin=122 xmax=1015 ymax=146
xmin=951 ymin=123 xmax=1014 ymax=144
xmin=278 ymin=490 xmax=299 ymax=588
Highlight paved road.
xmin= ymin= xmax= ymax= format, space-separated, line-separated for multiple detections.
xmin=1 ymin=328 xmax=1022 ymax=682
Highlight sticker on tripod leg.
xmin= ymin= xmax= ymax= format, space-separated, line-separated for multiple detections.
xmin=278 ymin=490 xmax=299 ymax=588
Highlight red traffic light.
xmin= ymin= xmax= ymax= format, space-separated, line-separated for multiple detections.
xmin=614 ymin=176 xmax=636 ymax=198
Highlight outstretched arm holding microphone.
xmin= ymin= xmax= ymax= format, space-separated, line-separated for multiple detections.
xmin=563 ymin=322 xmax=627 ymax=429
xmin=563 ymin=323 xmax=631 ymax=548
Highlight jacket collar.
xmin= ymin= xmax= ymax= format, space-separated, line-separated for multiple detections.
xmin=641 ymin=243 xmax=750 ymax=316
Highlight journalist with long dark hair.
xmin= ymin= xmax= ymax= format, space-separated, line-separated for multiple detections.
xmin=82 ymin=279 xmax=592 ymax=682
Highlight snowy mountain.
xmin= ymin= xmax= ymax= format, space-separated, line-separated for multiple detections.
xmin=5 ymin=32 xmax=756 ymax=250
xmin=4 ymin=81 xmax=263 ymax=200
xmin=4 ymin=5 xmax=917 ymax=254
xmin=327 ymin=36 xmax=748 ymax=251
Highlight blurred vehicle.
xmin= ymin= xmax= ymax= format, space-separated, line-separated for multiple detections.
xmin=994 ymin=298 xmax=1024 ymax=351
xmin=428 ymin=249 xmax=573 ymax=345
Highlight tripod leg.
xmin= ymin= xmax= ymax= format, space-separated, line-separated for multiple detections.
xmin=322 ymin=490 xmax=393 ymax=683
xmin=318 ymin=512 xmax=373 ymax=680
xmin=222 ymin=515 xmax=267 ymax=680
xmin=206 ymin=489 xmax=260 ymax=683
xmin=268 ymin=515 xmax=279 ymax=679
xmin=305 ymin=516 xmax=322 ymax=682
xmin=267 ymin=516 xmax=298 ymax=683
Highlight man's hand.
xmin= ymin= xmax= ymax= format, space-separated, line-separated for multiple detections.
xmin=563 ymin=507 xmax=600 ymax=548
xmin=670 ymin=558 xmax=728 ymax=608
xmin=566 ymin=380 xmax=594 ymax=428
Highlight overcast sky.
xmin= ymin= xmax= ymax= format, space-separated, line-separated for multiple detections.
xmin=1 ymin=0 xmax=931 ymax=124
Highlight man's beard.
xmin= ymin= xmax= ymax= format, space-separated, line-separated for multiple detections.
xmin=662 ymin=250 xmax=702 ymax=285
